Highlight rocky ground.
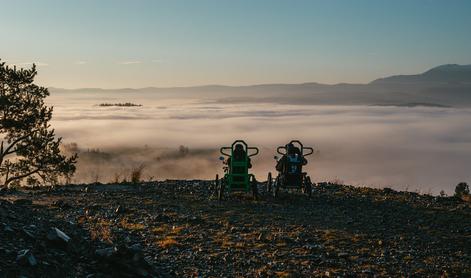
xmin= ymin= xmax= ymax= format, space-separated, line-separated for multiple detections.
xmin=1 ymin=181 xmax=470 ymax=277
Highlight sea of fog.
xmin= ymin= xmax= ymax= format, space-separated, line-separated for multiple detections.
xmin=47 ymin=91 xmax=471 ymax=195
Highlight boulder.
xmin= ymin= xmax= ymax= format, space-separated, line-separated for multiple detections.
xmin=47 ymin=227 xmax=71 ymax=247
xmin=16 ymin=249 xmax=37 ymax=267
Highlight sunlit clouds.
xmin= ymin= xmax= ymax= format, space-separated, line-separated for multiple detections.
xmin=117 ymin=61 xmax=143 ymax=65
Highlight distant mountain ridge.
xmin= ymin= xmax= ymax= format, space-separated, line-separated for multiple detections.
xmin=50 ymin=64 xmax=471 ymax=108
xmin=50 ymin=64 xmax=471 ymax=91
xmin=371 ymin=64 xmax=471 ymax=84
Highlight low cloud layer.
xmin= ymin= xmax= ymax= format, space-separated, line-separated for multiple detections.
xmin=117 ymin=61 xmax=142 ymax=65
xmin=48 ymin=91 xmax=471 ymax=194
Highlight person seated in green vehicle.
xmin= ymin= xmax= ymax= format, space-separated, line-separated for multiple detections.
xmin=227 ymin=143 xmax=252 ymax=172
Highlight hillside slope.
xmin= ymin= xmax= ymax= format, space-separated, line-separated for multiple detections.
xmin=1 ymin=181 xmax=470 ymax=276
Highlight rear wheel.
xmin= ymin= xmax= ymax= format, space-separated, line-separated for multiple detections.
xmin=266 ymin=172 xmax=272 ymax=193
xmin=251 ymin=176 xmax=258 ymax=200
xmin=304 ymin=176 xmax=312 ymax=198
xmin=218 ymin=178 xmax=225 ymax=201
xmin=214 ymin=174 xmax=219 ymax=196
xmin=273 ymin=176 xmax=280 ymax=198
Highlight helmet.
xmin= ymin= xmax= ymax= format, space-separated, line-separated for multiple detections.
xmin=286 ymin=143 xmax=295 ymax=155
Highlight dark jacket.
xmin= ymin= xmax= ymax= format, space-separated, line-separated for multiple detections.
xmin=276 ymin=154 xmax=307 ymax=174
xmin=227 ymin=149 xmax=252 ymax=169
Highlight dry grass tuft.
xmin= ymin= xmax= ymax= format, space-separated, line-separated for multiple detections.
xmin=143 ymin=199 xmax=155 ymax=205
xmin=275 ymin=271 xmax=297 ymax=278
xmin=158 ymin=236 xmax=180 ymax=248
xmin=89 ymin=219 xmax=114 ymax=243
xmin=152 ymin=226 xmax=168 ymax=234
xmin=119 ymin=218 xmax=145 ymax=231
xmin=152 ymin=224 xmax=186 ymax=235
xmin=170 ymin=225 xmax=185 ymax=234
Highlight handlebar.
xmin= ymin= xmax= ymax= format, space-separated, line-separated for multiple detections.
xmin=276 ymin=140 xmax=315 ymax=156
xmin=277 ymin=146 xmax=286 ymax=155
xmin=303 ymin=147 xmax=314 ymax=156
xmin=248 ymin=147 xmax=259 ymax=157
xmin=220 ymin=140 xmax=260 ymax=157
xmin=220 ymin=147 xmax=232 ymax=157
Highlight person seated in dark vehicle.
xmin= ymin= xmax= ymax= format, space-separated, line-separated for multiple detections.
xmin=276 ymin=143 xmax=307 ymax=183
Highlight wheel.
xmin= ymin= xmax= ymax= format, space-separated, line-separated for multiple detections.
xmin=301 ymin=176 xmax=307 ymax=194
xmin=273 ymin=176 xmax=280 ymax=198
xmin=304 ymin=176 xmax=312 ymax=198
xmin=218 ymin=178 xmax=225 ymax=201
xmin=214 ymin=174 xmax=219 ymax=195
xmin=251 ymin=176 xmax=259 ymax=200
xmin=266 ymin=172 xmax=272 ymax=193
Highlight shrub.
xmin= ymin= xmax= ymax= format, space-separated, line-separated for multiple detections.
xmin=455 ymin=182 xmax=470 ymax=197
xmin=130 ymin=164 xmax=145 ymax=184
xmin=439 ymin=190 xmax=446 ymax=197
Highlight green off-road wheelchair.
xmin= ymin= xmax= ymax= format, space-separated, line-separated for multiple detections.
xmin=267 ymin=140 xmax=314 ymax=198
xmin=215 ymin=140 xmax=259 ymax=200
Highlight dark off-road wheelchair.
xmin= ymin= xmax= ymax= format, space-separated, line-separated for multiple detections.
xmin=215 ymin=140 xmax=259 ymax=200
xmin=267 ymin=140 xmax=314 ymax=198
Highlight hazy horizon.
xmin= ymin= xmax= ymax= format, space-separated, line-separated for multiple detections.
xmin=43 ymin=63 xmax=469 ymax=90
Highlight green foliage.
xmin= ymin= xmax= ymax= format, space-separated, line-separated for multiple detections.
xmin=455 ymin=182 xmax=469 ymax=198
xmin=0 ymin=60 xmax=77 ymax=187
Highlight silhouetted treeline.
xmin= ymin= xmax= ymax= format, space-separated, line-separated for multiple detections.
xmin=97 ymin=103 xmax=142 ymax=107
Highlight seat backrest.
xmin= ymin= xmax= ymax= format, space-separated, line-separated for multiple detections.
xmin=231 ymin=149 xmax=248 ymax=175
xmin=286 ymin=154 xmax=303 ymax=174
xmin=232 ymin=149 xmax=247 ymax=162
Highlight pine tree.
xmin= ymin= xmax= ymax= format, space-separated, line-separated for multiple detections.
xmin=0 ymin=60 xmax=77 ymax=187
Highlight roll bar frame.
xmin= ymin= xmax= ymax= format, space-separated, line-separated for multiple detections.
xmin=220 ymin=140 xmax=259 ymax=157
xmin=276 ymin=140 xmax=314 ymax=156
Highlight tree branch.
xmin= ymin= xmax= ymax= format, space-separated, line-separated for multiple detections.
xmin=2 ymin=131 xmax=36 ymax=156
xmin=5 ymin=167 xmax=40 ymax=187
xmin=0 ymin=141 xmax=3 ymax=166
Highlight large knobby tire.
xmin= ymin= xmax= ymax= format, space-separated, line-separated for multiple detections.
xmin=251 ymin=176 xmax=259 ymax=200
xmin=214 ymin=174 xmax=219 ymax=196
xmin=218 ymin=178 xmax=225 ymax=201
xmin=301 ymin=176 xmax=307 ymax=194
xmin=266 ymin=172 xmax=272 ymax=193
xmin=273 ymin=176 xmax=280 ymax=198
xmin=304 ymin=176 xmax=312 ymax=198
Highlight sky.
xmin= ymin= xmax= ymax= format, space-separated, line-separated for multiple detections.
xmin=1 ymin=0 xmax=471 ymax=88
